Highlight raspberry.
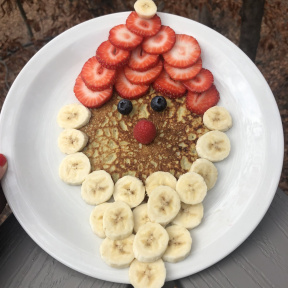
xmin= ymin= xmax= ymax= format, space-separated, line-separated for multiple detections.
xmin=133 ymin=120 xmax=157 ymax=145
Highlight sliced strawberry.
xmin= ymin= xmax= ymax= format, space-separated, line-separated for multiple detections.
xmin=96 ymin=40 xmax=131 ymax=70
xmin=164 ymin=58 xmax=202 ymax=81
xmin=142 ymin=25 xmax=176 ymax=55
xmin=183 ymin=68 xmax=214 ymax=93
xmin=153 ymin=70 xmax=187 ymax=99
xmin=186 ymin=85 xmax=220 ymax=115
xmin=80 ymin=56 xmax=116 ymax=91
xmin=128 ymin=46 xmax=159 ymax=71
xmin=126 ymin=12 xmax=161 ymax=37
xmin=163 ymin=34 xmax=201 ymax=68
xmin=124 ymin=60 xmax=163 ymax=85
xmin=74 ymin=74 xmax=113 ymax=108
xmin=114 ymin=69 xmax=150 ymax=99
xmin=109 ymin=24 xmax=143 ymax=51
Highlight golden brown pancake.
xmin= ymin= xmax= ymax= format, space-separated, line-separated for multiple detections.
xmin=80 ymin=88 xmax=208 ymax=182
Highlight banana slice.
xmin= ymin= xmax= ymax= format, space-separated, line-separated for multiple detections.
xmin=176 ymin=172 xmax=207 ymax=204
xmin=81 ymin=170 xmax=114 ymax=205
xmin=90 ymin=202 xmax=112 ymax=238
xmin=134 ymin=0 xmax=157 ymax=19
xmin=162 ymin=225 xmax=192 ymax=263
xmin=133 ymin=222 xmax=169 ymax=262
xmin=113 ymin=175 xmax=145 ymax=208
xmin=100 ymin=234 xmax=135 ymax=268
xmin=190 ymin=158 xmax=218 ymax=190
xmin=59 ymin=152 xmax=91 ymax=185
xmin=172 ymin=202 xmax=204 ymax=230
xmin=133 ymin=203 xmax=150 ymax=233
xmin=145 ymin=171 xmax=177 ymax=196
xmin=58 ymin=128 xmax=88 ymax=154
xmin=129 ymin=259 xmax=166 ymax=288
xmin=196 ymin=130 xmax=231 ymax=162
xmin=57 ymin=103 xmax=91 ymax=129
xmin=203 ymin=106 xmax=233 ymax=132
xmin=147 ymin=186 xmax=180 ymax=226
xmin=103 ymin=201 xmax=134 ymax=240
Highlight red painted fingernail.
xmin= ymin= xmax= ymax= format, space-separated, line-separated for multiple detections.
xmin=0 ymin=154 xmax=7 ymax=167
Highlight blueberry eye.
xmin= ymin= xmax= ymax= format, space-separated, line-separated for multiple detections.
xmin=151 ymin=96 xmax=167 ymax=112
xmin=117 ymin=99 xmax=133 ymax=115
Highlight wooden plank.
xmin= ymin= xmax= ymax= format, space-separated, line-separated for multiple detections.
xmin=177 ymin=189 xmax=288 ymax=288
xmin=1 ymin=189 xmax=287 ymax=287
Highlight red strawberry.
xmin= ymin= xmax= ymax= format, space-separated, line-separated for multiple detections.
xmin=128 ymin=46 xmax=159 ymax=71
xmin=109 ymin=24 xmax=143 ymax=51
xmin=133 ymin=119 xmax=157 ymax=144
xmin=124 ymin=60 xmax=163 ymax=85
xmin=163 ymin=58 xmax=202 ymax=81
xmin=126 ymin=12 xmax=161 ymax=37
xmin=80 ymin=57 xmax=116 ymax=91
xmin=114 ymin=69 xmax=150 ymax=99
xmin=96 ymin=40 xmax=131 ymax=70
xmin=186 ymin=85 xmax=220 ymax=115
xmin=74 ymin=74 xmax=113 ymax=108
xmin=153 ymin=70 xmax=187 ymax=99
xmin=183 ymin=68 xmax=214 ymax=93
xmin=142 ymin=25 xmax=176 ymax=55
xmin=163 ymin=34 xmax=201 ymax=68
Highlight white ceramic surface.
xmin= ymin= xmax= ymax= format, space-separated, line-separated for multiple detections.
xmin=0 ymin=12 xmax=284 ymax=283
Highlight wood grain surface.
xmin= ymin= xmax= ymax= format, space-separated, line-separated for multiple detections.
xmin=0 ymin=188 xmax=287 ymax=288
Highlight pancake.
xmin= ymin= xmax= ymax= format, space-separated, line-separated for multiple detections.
xmin=80 ymin=88 xmax=208 ymax=182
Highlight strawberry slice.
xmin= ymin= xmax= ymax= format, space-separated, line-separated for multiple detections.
xmin=124 ymin=60 xmax=163 ymax=85
xmin=128 ymin=46 xmax=159 ymax=71
xmin=164 ymin=58 xmax=202 ymax=81
xmin=74 ymin=74 xmax=113 ymax=108
xmin=186 ymin=85 xmax=220 ymax=115
xmin=153 ymin=70 xmax=187 ymax=99
xmin=80 ymin=56 xmax=116 ymax=91
xmin=183 ymin=68 xmax=214 ymax=93
xmin=142 ymin=26 xmax=176 ymax=55
xmin=96 ymin=40 xmax=131 ymax=70
xmin=109 ymin=24 xmax=143 ymax=51
xmin=126 ymin=12 xmax=161 ymax=37
xmin=163 ymin=34 xmax=201 ymax=68
xmin=114 ymin=69 xmax=150 ymax=100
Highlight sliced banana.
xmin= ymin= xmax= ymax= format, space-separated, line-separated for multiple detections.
xmin=58 ymin=128 xmax=88 ymax=154
xmin=90 ymin=202 xmax=112 ymax=238
xmin=162 ymin=225 xmax=192 ymax=263
xmin=133 ymin=203 xmax=150 ymax=233
xmin=190 ymin=158 xmax=218 ymax=190
xmin=134 ymin=0 xmax=157 ymax=19
xmin=129 ymin=259 xmax=166 ymax=288
xmin=147 ymin=185 xmax=181 ymax=226
xmin=176 ymin=172 xmax=207 ymax=204
xmin=172 ymin=202 xmax=204 ymax=230
xmin=203 ymin=106 xmax=233 ymax=132
xmin=145 ymin=171 xmax=177 ymax=196
xmin=100 ymin=234 xmax=135 ymax=268
xmin=133 ymin=222 xmax=169 ymax=262
xmin=196 ymin=130 xmax=231 ymax=162
xmin=113 ymin=175 xmax=145 ymax=208
xmin=57 ymin=103 xmax=91 ymax=129
xmin=81 ymin=170 xmax=114 ymax=205
xmin=103 ymin=201 xmax=134 ymax=240
xmin=59 ymin=152 xmax=91 ymax=185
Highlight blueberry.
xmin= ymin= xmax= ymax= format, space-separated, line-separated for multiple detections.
xmin=151 ymin=96 xmax=167 ymax=112
xmin=117 ymin=99 xmax=133 ymax=115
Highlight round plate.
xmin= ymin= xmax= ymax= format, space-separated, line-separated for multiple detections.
xmin=0 ymin=12 xmax=284 ymax=283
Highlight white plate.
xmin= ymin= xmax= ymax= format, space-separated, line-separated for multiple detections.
xmin=0 ymin=12 xmax=284 ymax=283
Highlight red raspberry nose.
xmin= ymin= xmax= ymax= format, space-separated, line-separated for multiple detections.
xmin=133 ymin=120 xmax=157 ymax=145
